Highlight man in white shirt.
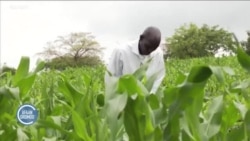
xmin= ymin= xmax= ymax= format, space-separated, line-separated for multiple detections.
xmin=106 ymin=26 xmax=165 ymax=94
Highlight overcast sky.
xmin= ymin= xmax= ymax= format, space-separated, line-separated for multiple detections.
xmin=1 ymin=1 xmax=250 ymax=69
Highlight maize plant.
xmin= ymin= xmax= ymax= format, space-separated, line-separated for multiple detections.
xmin=0 ymin=46 xmax=250 ymax=141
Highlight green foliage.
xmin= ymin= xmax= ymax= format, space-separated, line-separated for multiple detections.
xmin=166 ymin=23 xmax=237 ymax=59
xmin=1 ymin=45 xmax=250 ymax=140
xmin=0 ymin=65 xmax=16 ymax=75
xmin=0 ymin=56 xmax=45 ymax=140
xmin=245 ymin=31 xmax=250 ymax=55
xmin=239 ymin=31 xmax=250 ymax=55
xmin=45 ymin=55 xmax=103 ymax=70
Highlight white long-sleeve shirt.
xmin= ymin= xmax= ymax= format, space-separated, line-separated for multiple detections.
xmin=105 ymin=40 xmax=166 ymax=94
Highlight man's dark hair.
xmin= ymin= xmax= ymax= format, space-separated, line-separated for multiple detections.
xmin=139 ymin=26 xmax=162 ymax=55
xmin=142 ymin=26 xmax=161 ymax=43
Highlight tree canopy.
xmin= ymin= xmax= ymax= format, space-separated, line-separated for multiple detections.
xmin=166 ymin=23 xmax=237 ymax=59
xmin=37 ymin=32 xmax=104 ymax=69
xmin=247 ymin=31 xmax=250 ymax=55
xmin=241 ymin=31 xmax=250 ymax=55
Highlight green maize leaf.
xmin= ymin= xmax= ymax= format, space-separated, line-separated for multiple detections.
xmin=165 ymin=65 xmax=214 ymax=141
xmin=117 ymin=75 xmax=140 ymax=96
xmin=226 ymin=124 xmax=245 ymax=141
xmin=81 ymin=92 xmax=93 ymax=117
xmin=203 ymin=95 xmax=224 ymax=138
xmin=38 ymin=128 xmax=46 ymax=140
xmin=163 ymin=116 xmax=180 ymax=141
xmin=50 ymin=116 xmax=61 ymax=127
xmin=65 ymin=79 xmax=84 ymax=105
xmin=244 ymin=110 xmax=250 ymax=137
xmin=175 ymin=71 xmax=187 ymax=84
xmin=0 ymin=72 xmax=7 ymax=78
xmin=82 ymin=73 xmax=91 ymax=86
xmin=164 ymin=86 xmax=193 ymax=140
xmin=42 ymin=137 xmax=57 ymax=141
xmin=133 ymin=58 xmax=152 ymax=81
xmin=153 ymin=108 xmax=168 ymax=126
xmin=137 ymin=79 xmax=150 ymax=97
xmin=16 ymin=74 xmax=36 ymax=99
xmin=147 ymin=94 xmax=160 ymax=110
xmin=37 ymin=119 xmax=73 ymax=136
xmin=0 ymin=113 xmax=15 ymax=123
xmin=233 ymin=101 xmax=247 ymax=120
xmin=180 ymin=83 xmax=205 ymax=140
xmin=180 ymin=117 xmax=195 ymax=141
xmin=145 ymin=70 xmax=162 ymax=93
xmin=13 ymin=56 xmax=30 ymax=86
xmin=71 ymin=110 xmax=92 ymax=141
xmin=94 ymin=120 xmax=110 ymax=141
xmin=209 ymin=66 xmax=224 ymax=83
xmin=183 ymin=104 xmax=203 ymax=140
xmin=17 ymin=126 xmax=29 ymax=141
xmin=230 ymin=79 xmax=250 ymax=93
xmin=96 ymin=94 xmax=104 ymax=107
xmin=57 ymin=79 xmax=74 ymax=107
xmin=33 ymin=60 xmax=45 ymax=73
xmin=104 ymin=94 xmax=127 ymax=140
xmin=176 ymin=83 xmax=205 ymax=114
xmin=104 ymin=74 xmax=127 ymax=140
xmin=58 ymin=75 xmax=85 ymax=109
xmin=124 ymin=97 xmax=154 ymax=141
xmin=29 ymin=126 xmax=38 ymax=141
xmin=63 ymin=103 xmax=92 ymax=141
xmin=104 ymin=76 xmax=119 ymax=100
xmin=110 ymin=117 xmax=124 ymax=141
xmin=49 ymin=104 xmax=64 ymax=116
xmin=0 ymin=129 xmax=16 ymax=141
xmin=237 ymin=47 xmax=250 ymax=72
xmin=105 ymin=94 xmax=127 ymax=119
xmin=56 ymin=99 xmax=92 ymax=140
xmin=0 ymin=103 xmax=15 ymax=123
xmin=0 ymin=86 xmax=20 ymax=100
xmin=181 ymin=130 xmax=193 ymax=141
xmin=153 ymin=126 xmax=163 ymax=141
xmin=186 ymin=66 xmax=212 ymax=83
xmin=221 ymin=100 xmax=240 ymax=133
xmin=222 ymin=66 xmax=235 ymax=76
xmin=124 ymin=103 xmax=143 ymax=141
xmin=162 ymin=87 xmax=178 ymax=108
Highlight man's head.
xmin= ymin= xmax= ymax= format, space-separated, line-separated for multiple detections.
xmin=139 ymin=26 xmax=161 ymax=55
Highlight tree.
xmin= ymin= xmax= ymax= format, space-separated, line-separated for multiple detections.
xmin=37 ymin=32 xmax=104 ymax=69
xmin=45 ymin=55 xmax=103 ymax=70
xmin=247 ymin=31 xmax=250 ymax=55
xmin=166 ymin=23 xmax=237 ymax=59
xmin=241 ymin=31 xmax=250 ymax=55
xmin=0 ymin=63 xmax=16 ymax=75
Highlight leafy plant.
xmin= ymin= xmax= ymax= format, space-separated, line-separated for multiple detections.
xmin=1 ymin=46 xmax=250 ymax=141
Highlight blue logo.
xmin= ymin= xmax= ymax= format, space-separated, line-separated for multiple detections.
xmin=17 ymin=104 xmax=38 ymax=125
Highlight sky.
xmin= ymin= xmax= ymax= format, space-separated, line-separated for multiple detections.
xmin=1 ymin=1 xmax=250 ymax=69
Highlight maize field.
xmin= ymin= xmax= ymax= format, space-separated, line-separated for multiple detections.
xmin=0 ymin=47 xmax=250 ymax=141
